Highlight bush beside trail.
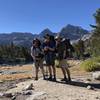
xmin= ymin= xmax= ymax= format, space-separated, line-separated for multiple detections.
xmin=80 ymin=57 xmax=100 ymax=72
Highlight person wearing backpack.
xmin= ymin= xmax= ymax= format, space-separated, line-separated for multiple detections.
xmin=55 ymin=35 xmax=71 ymax=82
xmin=31 ymin=38 xmax=45 ymax=80
xmin=42 ymin=34 xmax=56 ymax=81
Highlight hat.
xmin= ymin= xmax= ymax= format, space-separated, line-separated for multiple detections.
xmin=55 ymin=35 xmax=62 ymax=40
xmin=62 ymin=38 xmax=66 ymax=41
xmin=33 ymin=38 xmax=39 ymax=44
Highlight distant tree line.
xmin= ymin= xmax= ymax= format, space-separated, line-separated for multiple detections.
xmin=73 ymin=39 xmax=85 ymax=59
xmin=0 ymin=42 xmax=32 ymax=64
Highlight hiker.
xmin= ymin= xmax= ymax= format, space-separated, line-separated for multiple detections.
xmin=42 ymin=34 xmax=56 ymax=81
xmin=31 ymin=38 xmax=45 ymax=80
xmin=55 ymin=35 xmax=71 ymax=82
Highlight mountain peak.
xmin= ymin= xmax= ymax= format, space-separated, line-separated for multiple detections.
xmin=60 ymin=24 xmax=89 ymax=40
xmin=0 ymin=24 xmax=90 ymax=46
xmin=41 ymin=28 xmax=52 ymax=34
xmin=39 ymin=28 xmax=53 ymax=36
xmin=43 ymin=28 xmax=51 ymax=31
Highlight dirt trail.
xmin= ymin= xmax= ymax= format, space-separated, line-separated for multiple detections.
xmin=0 ymin=60 xmax=100 ymax=100
xmin=4 ymin=78 xmax=100 ymax=100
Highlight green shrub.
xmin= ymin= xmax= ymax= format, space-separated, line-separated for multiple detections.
xmin=93 ymin=56 xmax=100 ymax=63
xmin=80 ymin=59 xmax=100 ymax=72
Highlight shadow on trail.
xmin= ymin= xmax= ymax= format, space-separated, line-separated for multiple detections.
xmin=47 ymin=79 xmax=100 ymax=89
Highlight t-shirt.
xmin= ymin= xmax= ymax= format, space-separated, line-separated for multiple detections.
xmin=42 ymin=41 xmax=55 ymax=54
xmin=42 ymin=41 xmax=56 ymax=60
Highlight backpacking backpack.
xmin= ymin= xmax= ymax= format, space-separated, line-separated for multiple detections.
xmin=32 ymin=46 xmax=44 ymax=59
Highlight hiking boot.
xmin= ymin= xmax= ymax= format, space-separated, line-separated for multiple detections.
xmin=48 ymin=76 xmax=52 ymax=81
xmin=61 ymin=78 xmax=68 ymax=82
xmin=68 ymin=77 xmax=71 ymax=82
xmin=52 ymin=77 xmax=56 ymax=82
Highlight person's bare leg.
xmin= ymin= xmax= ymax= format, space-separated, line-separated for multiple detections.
xmin=65 ymin=67 xmax=71 ymax=81
xmin=61 ymin=67 xmax=67 ymax=80
xmin=40 ymin=66 xmax=46 ymax=80
xmin=45 ymin=66 xmax=48 ymax=77
xmin=48 ymin=66 xmax=52 ymax=80
xmin=35 ymin=67 xmax=39 ymax=80
xmin=52 ymin=65 xmax=56 ymax=80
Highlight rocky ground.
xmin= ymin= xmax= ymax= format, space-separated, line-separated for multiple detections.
xmin=0 ymin=60 xmax=100 ymax=100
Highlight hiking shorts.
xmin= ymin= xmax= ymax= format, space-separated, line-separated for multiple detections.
xmin=34 ymin=59 xmax=43 ymax=68
xmin=45 ymin=53 xmax=55 ymax=66
xmin=59 ymin=59 xmax=69 ymax=68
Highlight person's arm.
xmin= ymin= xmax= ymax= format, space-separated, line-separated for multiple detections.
xmin=63 ymin=43 xmax=67 ymax=59
xmin=31 ymin=47 xmax=35 ymax=60
xmin=48 ymin=42 xmax=55 ymax=51
xmin=48 ymin=47 xmax=55 ymax=51
xmin=41 ymin=43 xmax=47 ymax=52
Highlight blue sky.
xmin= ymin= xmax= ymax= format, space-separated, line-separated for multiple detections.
xmin=0 ymin=0 xmax=100 ymax=34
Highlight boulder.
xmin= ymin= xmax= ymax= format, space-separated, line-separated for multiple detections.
xmin=11 ymin=95 xmax=16 ymax=100
xmin=23 ymin=83 xmax=34 ymax=91
xmin=95 ymin=96 xmax=100 ymax=99
xmin=87 ymin=85 xmax=94 ymax=90
xmin=92 ymin=71 xmax=100 ymax=80
xmin=0 ymin=80 xmax=3 ymax=83
xmin=26 ymin=92 xmax=47 ymax=100
xmin=3 ymin=93 xmax=13 ymax=97
xmin=22 ymin=90 xmax=33 ymax=95
xmin=0 ymin=93 xmax=3 ymax=97
xmin=86 ymin=78 xmax=91 ymax=81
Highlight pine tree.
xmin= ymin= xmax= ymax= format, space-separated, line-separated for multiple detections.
xmin=90 ymin=8 xmax=100 ymax=56
xmin=73 ymin=39 xmax=85 ymax=59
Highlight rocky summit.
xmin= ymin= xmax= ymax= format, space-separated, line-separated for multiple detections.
xmin=0 ymin=24 xmax=89 ymax=47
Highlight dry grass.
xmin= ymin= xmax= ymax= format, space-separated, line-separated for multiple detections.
xmin=0 ymin=60 xmax=89 ymax=81
xmin=0 ymin=64 xmax=33 ymax=81
xmin=0 ymin=73 xmax=33 ymax=81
